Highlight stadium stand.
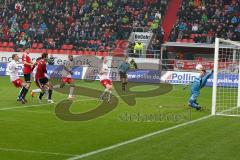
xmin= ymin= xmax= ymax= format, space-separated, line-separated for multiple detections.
xmin=169 ymin=0 xmax=240 ymax=43
xmin=0 ymin=0 xmax=168 ymax=56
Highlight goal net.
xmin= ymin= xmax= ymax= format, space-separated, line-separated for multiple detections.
xmin=212 ymin=38 xmax=240 ymax=116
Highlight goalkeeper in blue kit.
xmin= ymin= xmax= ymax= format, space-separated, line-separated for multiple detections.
xmin=188 ymin=69 xmax=213 ymax=110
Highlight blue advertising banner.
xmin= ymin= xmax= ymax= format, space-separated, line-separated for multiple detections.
xmin=0 ymin=63 xmax=7 ymax=76
xmin=47 ymin=65 xmax=83 ymax=79
xmin=206 ymin=73 xmax=238 ymax=87
xmin=162 ymin=71 xmax=239 ymax=87
xmin=128 ymin=70 xmax=161 ymax=83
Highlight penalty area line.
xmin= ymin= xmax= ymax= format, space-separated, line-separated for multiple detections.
xmin=66 ymin=114 xmax=213 ymax=160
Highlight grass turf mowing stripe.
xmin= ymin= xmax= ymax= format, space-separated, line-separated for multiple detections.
xmin=66 ymin=114 xmax=213 ymax=160
xmin=0 ymin=147 xmax=76 ymax=157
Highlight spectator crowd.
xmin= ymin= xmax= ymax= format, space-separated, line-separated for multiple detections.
xmin=169 ymin=0 xmax=240 ymax=43
xmin=0 ymin=0 xmax=167 ymax=53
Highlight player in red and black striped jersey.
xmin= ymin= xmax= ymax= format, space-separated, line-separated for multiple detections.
xmin=22 ymin=48 xmax=33 ymax=101
xmin=30 ymin=57 xmax=42 ymax=97
xmin=35 ymin=53 xmax=54 ymax=103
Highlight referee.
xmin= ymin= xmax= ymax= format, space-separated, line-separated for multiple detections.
xmin=118 ymin=56 xmax=130 ymax=91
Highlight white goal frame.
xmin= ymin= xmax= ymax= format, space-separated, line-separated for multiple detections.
xmin=212 ymin=38 xmax=240 ymax=116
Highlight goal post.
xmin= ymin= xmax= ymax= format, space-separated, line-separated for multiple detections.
xmin=211 ymin=38 xmax=219 ymax=115
xmin=212 ymin=38 xmax=240 ymax=116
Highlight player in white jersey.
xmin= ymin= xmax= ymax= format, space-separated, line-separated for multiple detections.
xmin=55 ymin=55 xmax=75 ymax=99
xmin=99 ymin=57 xmax=112 ymax=103
xmin=8 ymin=54 xmax=29 ymax=104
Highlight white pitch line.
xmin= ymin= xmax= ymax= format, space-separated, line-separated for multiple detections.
xmin=0 ymin=103 xmax=51 ymax=111
xmin=0 ymin=147 xmax=76 ymax=157
xmin=67 ymin=114 xmax=213 ymax=160
xmin=0 ymin=94 xmax=137 ymax=112
xmin=5 ymin=93 xmax=134 ymax=111
xmin=0 ymin=98 xmax=96 ymax=111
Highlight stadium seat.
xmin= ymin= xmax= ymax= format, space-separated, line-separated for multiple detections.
xmin=61 ymin=44 xmax=73 ymax=50
xmin=188 ymin=39 xmax=194 ymax=43
xmin=52 ymin=49 xmax=59 ymax=54
xmin=29 ymin=48 xmax=35 ymax=53
xmin=65 ymin=50 xmax=72 ymax=54
xmin=4 ymin=48 xmax=13 ymax=52
xmin=32 ymin=43 xmax=38 ymax=48
xmin=71 ymin=50 xmax=77 ymax=55
xmin=77 ymin=51 xmax=84 ymax=55
xmin=19 ymin=48 xmax=24 ymax=52
xmin=96 ymin=51 xmax=102 ymax=56
xmin=182 ymin=39 xmax=188 ymax=43
xmin=30 ymin=49 xmax=36 ymax=53
xmin=83 ymin=50 xmax=90 ymax=55
xmin=190 ymin=34 xmax=195 ymax=39
xmin=61 ymin=44 xmax=68 ymax=50
xmin=47 ymin=49 xmax=53 ymax=54
xmin=0 ymin=42 xmax=3 ymax=47
xmin=89 ymin=51 xmax=96 ymax=55
xmin=176 ymin=39 xmax=182 ymax=42
xmin=59 ymin=49 xmax=65 ymax=54
xmin=35 ymin=49 xmax=41 ymax=53
xmin=41 ymin=49 xmax=47 ymax=53
xmin=8 ymin=42 xmax=14 ymax=47
xmin=113 ymin=53 xmax=125 ymax=57
xmin=96 ymin=40 xmax=101 ymax=45
xmin=89 ymin=40 xmax=95 ymax=45
xmin=67 ymin=45 xmax=73 ymax=50
xmin=3 ymin=42 xmax=8 ymax=47
xmin=37 ymin=43 xmax=43 ymax=49
xmin=102 ymin=52 xmax=108 ymax=57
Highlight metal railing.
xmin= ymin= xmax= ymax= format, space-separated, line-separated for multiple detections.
xmin=126 ymin=49 xmax=161 ymax=59
xmin=161 ymin=59 xmax=218 ymax=71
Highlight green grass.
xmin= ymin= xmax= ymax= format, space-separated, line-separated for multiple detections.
xmin=0 ymin=76 xmax=239 ymax=160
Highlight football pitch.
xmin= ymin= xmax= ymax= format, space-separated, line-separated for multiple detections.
xmin=0 ymin=76 xmax=240 ymax=160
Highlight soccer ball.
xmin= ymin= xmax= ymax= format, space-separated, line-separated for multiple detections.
xmin=195 ymin=64 xmax=203 ymax=71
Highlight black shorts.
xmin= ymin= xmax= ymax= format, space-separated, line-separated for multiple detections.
xmin=119 ymin=72 xmax=127 ymax=79
xmin=24 ymin=74 xmax=31 ymax=82
xmin=36 ymin=77 xmax=48 ymax=88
